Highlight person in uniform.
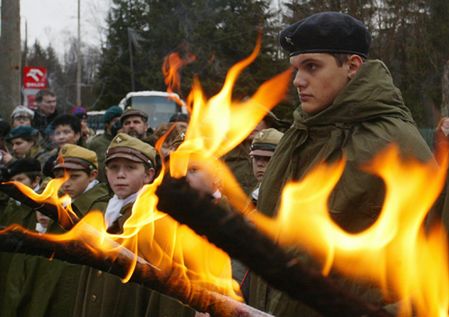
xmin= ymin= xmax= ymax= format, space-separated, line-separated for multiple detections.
xmin=249 ymin=11 xmax=434 ymax=316
xmin=249 ymin=128 xmax=284 ymax=204
xmin=74 ymin=133 xmax=196 ymax=317
xmin=120 ymin=108 xmax=151 ymax=141
xmin=1 ymin=145 xmax=110 ymax=317
xmin=2 ymin=126 xmax=51 ymax=167
xmin=87 ymin=105 xmax=123 ymax=182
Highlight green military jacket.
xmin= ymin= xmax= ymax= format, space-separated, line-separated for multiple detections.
xmin=87 ymin=132 xmax=114 ymax=183
xmin=223 ymin=141 xmax=258 ymax=195
xmin=0 ymin=199 xmax=38 ymax=309
xmin=1 ymin=183 xmax=110 ymax=317
xmin=249 ymin=60 xmax=434 ymax=316
xmin=73 ymin=200 xmax=195 ymax=317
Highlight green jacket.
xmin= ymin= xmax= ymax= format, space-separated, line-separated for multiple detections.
xmin=249 ymin=60 xmax=433 ymax=316
xmin=0 ymin=199 xmax=38 ymax=310
xmin=1 ymin=183 xmax=110 ymax=317
xmin=73 ymin=201 xmax=195 ymax=317
xmin=223 ymin=141 xmax=258 ymax=195
xmin=87 ymin=133 xmax=114 ymax=183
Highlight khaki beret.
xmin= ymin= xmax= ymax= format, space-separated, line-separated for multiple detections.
xmin=250 ymin=128 xmax=283 ymax=157
xmin=106 ymin=133 xmax=156 ymax=167
xmin=54 ymin=144 xmax=98 ymax=171
xmin=120 ymin=108 xmax=148 ymax=124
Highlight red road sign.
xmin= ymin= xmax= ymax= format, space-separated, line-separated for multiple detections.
xmin=23 ymin=66 xmax=48 ymax=89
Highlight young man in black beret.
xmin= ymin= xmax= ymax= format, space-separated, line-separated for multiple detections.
xmin=249 ymin=11 xmax=434 ymax=316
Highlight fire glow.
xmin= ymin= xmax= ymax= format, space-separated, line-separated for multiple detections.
xmin=0 ymin=39 xmax=290 ymax=306
xmin=252 ymin=145 xmax=449 ymax=317
xmin=2 ymin=38 xmax=449 ymax=316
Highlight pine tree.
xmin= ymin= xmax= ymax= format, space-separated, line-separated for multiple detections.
xmin=94 ymin=0 xmax=289 ymax=119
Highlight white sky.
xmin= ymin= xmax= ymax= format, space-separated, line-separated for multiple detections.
xmin=20 ymin=0 xmax=112 ymax=56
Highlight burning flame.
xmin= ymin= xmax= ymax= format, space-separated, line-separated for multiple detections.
xmin=1 ymin=38 xmax=292 ymax=307
xmin=3 ymin=34 xmax=449 ymax=317
xmin=253 ymin=145 xmax=449 ymax=317
xmin=169 ymin=39 xmax=291 ymax=212
xmin=162 ymin=52 xmax=196 ymax=95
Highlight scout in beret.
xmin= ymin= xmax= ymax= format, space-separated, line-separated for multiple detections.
xmin=250 ymin=11 xmax=434 ymax=317
xmin=103 ymin=133 xmax=156 ymax=231
xmin=120 ymin=108 xmax=149 ymax=140
xmin=0 ymin=158 xmax=42 ymax=228
xmin=2 ymin=126 xmax=51 ymax=168
xmin=1 ymin=144 xmax=110 ymax=316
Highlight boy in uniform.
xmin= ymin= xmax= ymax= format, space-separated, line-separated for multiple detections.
xmin=249 ymin=128 xmax=284 ymax=204
xmin=0 ymin=145 xmax=110 ymax=317
xmin=249 ymin=11 xmax=434 ymax=316
xmin=74 ymin=133 xmax=195 ymax=317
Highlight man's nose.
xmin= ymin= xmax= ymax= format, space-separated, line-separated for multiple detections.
xmin=293 ymin=71 xmax=307 ymax=88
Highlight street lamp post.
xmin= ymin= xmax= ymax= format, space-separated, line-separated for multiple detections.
xmin=76 ymin=0 xmax=82 ymax=106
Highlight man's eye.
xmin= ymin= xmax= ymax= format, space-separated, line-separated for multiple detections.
xmin=306 ymin=63 xmax=317 ymax=71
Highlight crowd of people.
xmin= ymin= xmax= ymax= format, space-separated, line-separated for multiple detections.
xmin=0 ymin=10 xmax=447 ymax=317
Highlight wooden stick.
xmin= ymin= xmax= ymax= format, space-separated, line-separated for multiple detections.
xmin=155 ymin=176 xmax=393 ymax=317
xmin=0 ymin=225 xmax=272 ymax=317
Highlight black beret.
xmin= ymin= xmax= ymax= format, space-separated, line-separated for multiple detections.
xmin=280 ymin=12 xmax=371 ymax=58
xmin=6 ymin=158 xmax=41 ymax=180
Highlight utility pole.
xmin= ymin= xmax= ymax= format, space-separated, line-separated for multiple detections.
xmin=76 ymin=0 xmax=82 ymax=106
xmin=0 ymin=0 xmax=21 ymax=118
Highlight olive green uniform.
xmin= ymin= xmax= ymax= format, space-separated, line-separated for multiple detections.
xmin=249 ymin=60 xmax=434 ymax=316
xmin=1 ymin=183 xmax=110 ymax=317
xmin=0 ymin=199 xmax=38 ymax=308
xmin=87 ymin=132 xmax=114 ymax=183
xmin=223 ymin=141 xmax=258 ymax=195
xmin=73 ymin=201 xmax=194 ymax=317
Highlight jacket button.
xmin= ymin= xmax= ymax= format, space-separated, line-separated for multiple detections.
xmin=97 ymin=270 xmax=103 ymax=277
xmin=90 ymin=294 xmax=97 ymax=302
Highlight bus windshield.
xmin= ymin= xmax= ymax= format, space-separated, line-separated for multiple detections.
xmin=130 ymin=95 xmax=178 ymax=129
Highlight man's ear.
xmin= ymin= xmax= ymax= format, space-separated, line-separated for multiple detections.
xmin=347 ymin=54 xmax=364 ymax=79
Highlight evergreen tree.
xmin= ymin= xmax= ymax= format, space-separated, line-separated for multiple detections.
xmin=94 ymin=0 xmax=290 ymax=120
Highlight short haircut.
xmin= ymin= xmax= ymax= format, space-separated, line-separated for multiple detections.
xmin=51 ymin=114 xmax=81 ymax=134
xmin=330 ymin=53 xmax=366 ymax=67
xmin=35 ymin=89 xmax=56 ymax=103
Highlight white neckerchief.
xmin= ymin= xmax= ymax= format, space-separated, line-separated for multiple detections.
xmin=83 ymin=179 xmax=99 ymax=194
xmin=212 ymin=189 xmax=222 ymax=200
xmin=104 ymin=192 xmax=138 ymax=228
xmin=251 ymin=185 xmax=260 ymax=202
xmin=35 ymin=222 xmax=47 ymax=234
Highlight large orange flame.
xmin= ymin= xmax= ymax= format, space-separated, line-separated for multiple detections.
xmin=253 ymin=145 xmax=449 ymax=316
xmin=2 ymin=38 xmax=292 ymax=306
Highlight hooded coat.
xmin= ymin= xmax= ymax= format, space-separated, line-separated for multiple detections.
xmin=249 ymin=60 xmax=434 ymax=316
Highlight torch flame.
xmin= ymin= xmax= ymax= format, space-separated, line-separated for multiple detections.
xmin=253 ymin=145 xmax=449 ymax=317
xmin=2 ymin=38 xmax=292 ymax=307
